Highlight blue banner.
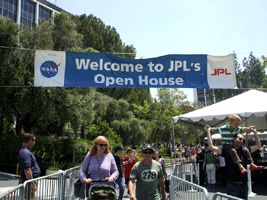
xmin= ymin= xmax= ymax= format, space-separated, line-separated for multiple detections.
xmin=34 ymin=50 xmax=237 ymax=89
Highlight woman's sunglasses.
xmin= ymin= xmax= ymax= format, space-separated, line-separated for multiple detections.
xmin=98 ymin=144 xmax=107 ymax=147
xmin=143 ymin=151 xmax=153 ymax=154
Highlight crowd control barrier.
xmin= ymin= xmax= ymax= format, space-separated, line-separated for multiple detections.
xmin=23 ymin=171 xmax=64 ymax=200
xmin=172 ymin=162 xmax=199 ymax=184
xmin=0 ymin=184 xmax=24 ymax=200
xmin=169 ymin=174 xmax=209 ymax=200
xmin=63 ymin=166 xmax=80 ymax=200
xmin=212 ymin=192 xmax=244 ymax=200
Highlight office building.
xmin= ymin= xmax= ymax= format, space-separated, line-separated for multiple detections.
xmin=194 ymin=88 xmax=216 ymax=106
xmin=0 ymin=0 xmax=71 ymax=30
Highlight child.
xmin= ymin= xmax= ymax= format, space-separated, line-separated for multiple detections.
xmin=205 ymin=114 xmax=262 ymax=174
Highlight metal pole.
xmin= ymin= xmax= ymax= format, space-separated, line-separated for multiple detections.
xmin=204 ymin=89 xmax=207 ymax=106
xmin=172 ymin=119 xmax=176 ymax=165
xmin=194 ymin=124 xmax=197 ymax=152
xmin=245 ymin=117 xmax=249 ymax=147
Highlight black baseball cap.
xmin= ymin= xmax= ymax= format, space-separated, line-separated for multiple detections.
xmin=142 ymin=144 xmax=154 ymax=152
xmin=115 ymin=146 xmax=124 ymax=152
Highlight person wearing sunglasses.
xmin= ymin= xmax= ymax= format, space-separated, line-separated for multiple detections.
xmin=128 ymin=144 xmax=166 ymax=200
xmin=206 ymin=115 xmax=262 ymax=174
xmin=18 ymin=133 xmax=40 ymax=199
xmin=206 ymin=125 xmax=262 ymax=200
xmin=79 ymin=136 xmax=119 ymax=187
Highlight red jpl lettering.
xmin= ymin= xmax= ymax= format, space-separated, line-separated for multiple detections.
xmin=211 ymin=68 xmax=231 ymax=76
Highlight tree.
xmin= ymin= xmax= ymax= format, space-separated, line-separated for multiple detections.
xmin=242 ymin=52 xmax=266 ymax=88
xmin=0 ymin=18 xmax=20 ymax=134
xmin=53 ymin=13 xmax=83 ymax=51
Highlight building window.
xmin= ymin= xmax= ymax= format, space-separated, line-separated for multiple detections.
xmin=21 ymin=0 xmax=35 ymax=30
xmin=39 ymin=6 xmax=51 ymax=22
xmin=0 ymin=0 xmax=17 ymax=22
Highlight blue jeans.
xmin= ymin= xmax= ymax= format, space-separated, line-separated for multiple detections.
xmin=227 ymin=182 xmax=248 ymax=200
xmin=115 ymin=176 xmax=125 ymax=200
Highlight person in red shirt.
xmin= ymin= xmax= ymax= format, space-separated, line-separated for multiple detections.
xmin=190 ymin=147 xmax=196 ymax=161
xmin=123 ymin=148 xmax=136 ymax=196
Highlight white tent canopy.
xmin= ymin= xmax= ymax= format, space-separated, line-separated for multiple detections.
xmin=173 ymin=90 xmax=267 ymax=131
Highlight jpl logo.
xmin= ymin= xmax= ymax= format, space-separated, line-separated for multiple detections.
xmin=40 ymin=61 xmax=61 ymax=78
xmin=211 ymin=68 xmax=231 ymax=76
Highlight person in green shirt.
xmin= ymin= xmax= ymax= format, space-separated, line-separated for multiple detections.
xmin=204 ymin=150 xmax=217 ymax=187
xmin=129 ymin=144 xmax=166 ymax=200
xmin=206 ymin=114 xmax=262 ymax=174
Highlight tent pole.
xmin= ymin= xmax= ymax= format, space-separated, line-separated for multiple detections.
xmin=195 ymin=124 xmax=197 ymax=152
xmin=245 ymin=118 xmax=248 ymax=147
xmin=172 ymin=119 xmax=176 ymax=165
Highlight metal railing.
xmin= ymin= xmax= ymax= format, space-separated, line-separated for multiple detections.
xmin=0 ymin=184 xmax=24 ymax=200
xmin=0 ymin=172 xmax=20 ymax=181
xmin=169 ymin=174 xmax=209 ymax=200
xmin=212 ymin=192 xmax=244 ymax=200
xmin=172 ymin=162 xmax=199 ymax=184
xmin=0 ymin=168 xmax=80 ymax=200
xmin=23 ymin=171 xmax=64 ymax=200
xmin=63 ymin=166 xmax=80 ymax=200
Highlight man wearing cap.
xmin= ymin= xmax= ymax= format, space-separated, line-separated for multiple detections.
xmin=113 ymin=146 xmax=125 ymax=200
xmin=129 ymin=144 xmax=166 ymax=200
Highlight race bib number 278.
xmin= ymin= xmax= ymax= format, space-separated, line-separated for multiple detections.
xmin=141 ymin=169 xmax=158 ymax=182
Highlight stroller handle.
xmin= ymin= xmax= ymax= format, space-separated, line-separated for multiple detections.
xmin=91 ymin=179 xmax=108 ymax=182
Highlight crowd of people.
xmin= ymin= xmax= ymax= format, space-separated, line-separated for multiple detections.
xmin=78 ymin=136 xmax=168 ymax=200
xmin=17 ymin=114 xmax=265 ymax=200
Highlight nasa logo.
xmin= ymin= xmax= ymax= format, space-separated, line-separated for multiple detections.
xmin=40 ymin=61 xmax=61 ymax=78
xmin=211 ymin=68 xmax=231 ymax=76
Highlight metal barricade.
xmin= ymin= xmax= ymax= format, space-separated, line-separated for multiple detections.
xmin=212 ymin=192 xmax=244 ymax=200
xmin=172 ymin=162 xmax=199 ymax=184
xmin=0 ymin=184 xmax=24 ymax=200
xmin=23 ymin=171 xmax=64 ymax=200
xmin=63 ymin=166 xmax=80 ymax=200
xmin=0 ymin=172 xmax=20 ymax=181
xmin=169 ymin=174 xmax=209 ymax=200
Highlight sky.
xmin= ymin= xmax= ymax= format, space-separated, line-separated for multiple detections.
xmin=53 ymin=0 xmax=267 ymax=102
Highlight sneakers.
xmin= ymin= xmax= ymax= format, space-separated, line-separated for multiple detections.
xmin=240 ymin=167 xmax=247 ymax=174
xmin=250 ymin=165 xmax=263 ymax=170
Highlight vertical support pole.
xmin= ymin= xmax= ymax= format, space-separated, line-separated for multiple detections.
xmin=190 ymin=163 xmax=193 ymax=183
xmin=245 ymin=117 xmax=249 ymax=147
xmin=198 ymin=163 xmax=200 ymax=185
xmin=172 ymin=119 xmax=176 ymax=165
xmin=247 ymin=164 xmax=257 ymax=197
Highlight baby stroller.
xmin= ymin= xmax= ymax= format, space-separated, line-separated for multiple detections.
xmin=85 ymin=179 xmax=116 ymax=200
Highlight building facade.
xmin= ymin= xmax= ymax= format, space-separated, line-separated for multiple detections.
xmin=0 ymin=0 xmax=71 ymax=30
xmin=194 ymin=88 xmax=216 ymax=106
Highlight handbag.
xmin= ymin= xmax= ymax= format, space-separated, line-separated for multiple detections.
xmin=74 ymin=178 xmax=89 ymax=199
xmin=164 ymin=179 xmax=170 ymax=193
xmin=74 ymin=155 xmax=91 ymax=199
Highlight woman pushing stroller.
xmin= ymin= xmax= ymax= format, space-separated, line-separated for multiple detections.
xmin=79 ymin=136 xmax=118 ymax=199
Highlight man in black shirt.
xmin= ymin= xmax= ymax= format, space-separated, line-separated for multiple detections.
xmin=205 ymin=126 xmax=261 ymax=200
xmin=196 ymin=149 xmax=205 ymax=185
xmin=113 ymin=146 xmax=125 ymax=200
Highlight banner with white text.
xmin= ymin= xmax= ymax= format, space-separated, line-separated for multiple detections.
xmin=34 ymin=50 xmax=237 ymax=89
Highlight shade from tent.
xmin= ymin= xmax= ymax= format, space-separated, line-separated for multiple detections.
xmin=172 ymin=90 xmax=267 ymax=131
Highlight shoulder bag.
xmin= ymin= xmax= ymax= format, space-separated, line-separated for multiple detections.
xmin=74 ymin=155 xmax=91 ymax=199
